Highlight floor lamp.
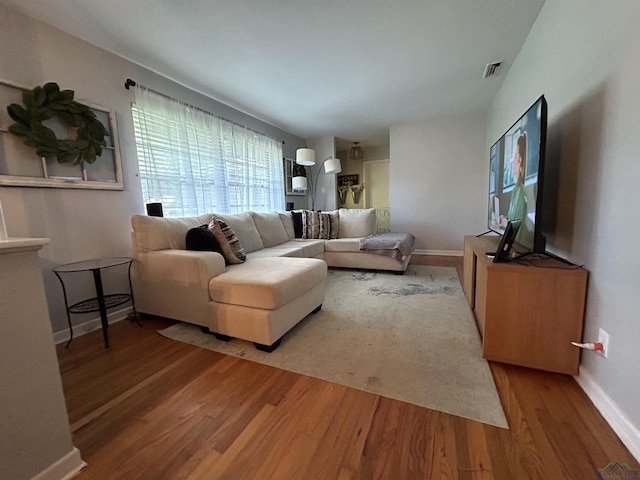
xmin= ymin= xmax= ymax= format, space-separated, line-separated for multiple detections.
xmin=292 ymin=148 xmax=342 ymax=210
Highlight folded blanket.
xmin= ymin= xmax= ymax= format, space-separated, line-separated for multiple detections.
xmin=359 ymin=232 xmax=415 ymax=262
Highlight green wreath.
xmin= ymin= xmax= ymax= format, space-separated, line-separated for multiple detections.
xmin=7 ymin=82 xmax=109 ymax=165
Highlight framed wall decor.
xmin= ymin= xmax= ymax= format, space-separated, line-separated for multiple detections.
xmin=338 ymin=174 xmax=359 ymax=187
xmin=0 ymin=79 xmax=124 ymax=190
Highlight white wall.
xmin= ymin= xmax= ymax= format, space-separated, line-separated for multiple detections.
xmin=390 ymin=112 xmax=488 ymax=251
xmin=0 ymin=4 xmax=304 ymax=335
xmin=488 ymin=0 xmax=640 ymax=458
xmin=1 ymin=243 xmax=83 ymax=480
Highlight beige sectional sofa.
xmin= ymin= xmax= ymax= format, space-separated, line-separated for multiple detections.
xmin=130 ymin=208 xmax=412 ymax=350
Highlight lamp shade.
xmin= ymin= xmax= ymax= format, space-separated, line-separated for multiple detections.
xmin=324 ymin=157 xmax=342 ymax=174
xmin=292 ymin=176 xmax=308 ymax=191
xmin=349 ymin=142 xmax=364 ymax=160
xmin=296 ymin=148 xmax=316 ymax=166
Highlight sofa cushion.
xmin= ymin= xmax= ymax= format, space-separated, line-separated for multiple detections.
xmin=338 ymin=208 xmax=377 ymax=238
xmin=246 ymin=245 xmax=304 ymax=258
xmin=209 ymin=218 xmax=246 ymax=265
xmin=185 ymin=224 xmax=223 ymax=254
xmin=279 ymin=213 xmax=295 ymax=240
xmin=291 ymin=239 xmax=326 ymax=257
xmin=323 ymin=238 xmax=361 ymax=253
xmin=251 ymin=212 xmax=289 ymax=247
xmin=209 ymin=257 xmax=327 ymax=310
xmin=131 ymin=214 xmax=213 ymax=252
xmin=244 ymin=240 xmax=325 ymax=259
xmin=302 ymin=210 xmax=339 ymax=239
xmin=215 ymin=212 xmax=264 ymax=253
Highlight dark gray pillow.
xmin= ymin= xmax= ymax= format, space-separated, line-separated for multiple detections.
xmin=292 ymin=211 xmax=303 ymax=238
xmin=185 ymin=224 xmax=223 ymax=254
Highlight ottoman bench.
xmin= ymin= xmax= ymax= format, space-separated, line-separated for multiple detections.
xmin=204 ymin=257 xmax=327 ymax=351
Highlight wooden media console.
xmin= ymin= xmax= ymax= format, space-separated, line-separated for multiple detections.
xmin=463 ymin=235 xmax=588 ymax=375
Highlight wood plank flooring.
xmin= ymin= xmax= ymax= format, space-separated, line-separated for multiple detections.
xmin=55 ymin=258 xmax=636 ymax=479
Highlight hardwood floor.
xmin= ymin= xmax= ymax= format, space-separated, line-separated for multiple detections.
xmin=56 ymin=258 xmax=635 ymax=479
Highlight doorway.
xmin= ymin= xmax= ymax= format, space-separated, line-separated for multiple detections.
xmin=363 ymin=159 xmax=390 ymax=232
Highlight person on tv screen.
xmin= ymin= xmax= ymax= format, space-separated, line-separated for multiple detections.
xmin=501 ymin=133 xmax=528 ymax=242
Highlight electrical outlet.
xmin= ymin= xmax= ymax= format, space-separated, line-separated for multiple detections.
xmin=598 ymin=328 xmax=610 ymax=358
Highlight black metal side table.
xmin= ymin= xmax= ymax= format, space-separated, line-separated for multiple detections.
xmin=53 ymin=257 xmax=140 ymax=348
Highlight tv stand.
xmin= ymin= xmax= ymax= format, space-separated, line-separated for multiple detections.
xmin=463 ymin=235 xmax=588 ymax=374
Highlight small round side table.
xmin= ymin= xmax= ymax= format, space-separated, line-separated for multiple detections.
xmin=53 ymin=257 xmax=140 ymax=348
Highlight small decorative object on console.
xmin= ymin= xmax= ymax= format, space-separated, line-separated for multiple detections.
xmin=492 ymin=219 xmax=522 ymax=263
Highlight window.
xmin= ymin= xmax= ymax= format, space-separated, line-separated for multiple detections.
xmin=131 ymin=86 xmax=284 ymax=217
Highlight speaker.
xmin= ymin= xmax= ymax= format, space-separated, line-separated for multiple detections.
xmin=146 ymin=202 xmax=164 ymax=217
xmin=286 ymin=202 xmax=294 ymax=211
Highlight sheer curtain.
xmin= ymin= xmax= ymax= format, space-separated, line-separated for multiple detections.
xmin=132 ymin=86 xmax=284 ymax=217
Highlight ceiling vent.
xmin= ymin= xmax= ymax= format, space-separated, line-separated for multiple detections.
xmin=482 ymin=61 xmax=502 ymax=78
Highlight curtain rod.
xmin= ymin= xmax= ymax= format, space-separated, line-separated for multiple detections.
xmin=124 ymin=78 xmax=282 ymax=143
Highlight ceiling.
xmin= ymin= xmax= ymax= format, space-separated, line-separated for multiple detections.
xmin=1 ymin=0 xmax=545 ymax=151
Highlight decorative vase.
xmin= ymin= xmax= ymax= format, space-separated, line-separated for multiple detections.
xmin=338 ymin=185 xmax=350 ymax=205
xmin=351 ymin=184 xmax=365 ymax=204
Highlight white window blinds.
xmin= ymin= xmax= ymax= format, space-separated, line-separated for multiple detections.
xmin=132 ymin=86 xmax=284 ymax=217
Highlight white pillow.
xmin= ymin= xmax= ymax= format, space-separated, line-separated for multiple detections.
xmin=338 ymin=208 xmax=377 ymax=238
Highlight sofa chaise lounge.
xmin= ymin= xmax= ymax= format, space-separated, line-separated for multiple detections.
xmin=130 ymin=208 xmax=414 ymax=350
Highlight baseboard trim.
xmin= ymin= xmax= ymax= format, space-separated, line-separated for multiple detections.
xmin=53 ymin=306 xmax=133 ymax=345
xmin=32 ymin=447 xmax=86 ymax=480
xmin=575 ymin=367 xmax=640 ymax=462
xmin=413 ymin=249 xmax=463 ymax=257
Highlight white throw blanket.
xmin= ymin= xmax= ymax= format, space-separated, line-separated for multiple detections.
xmin=359 ymin=232 xmax=415 ymax=261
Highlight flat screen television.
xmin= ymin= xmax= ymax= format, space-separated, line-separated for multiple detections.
xmin=487 ymin=95 xmax=547 ymax=254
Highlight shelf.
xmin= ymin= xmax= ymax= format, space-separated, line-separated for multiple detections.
xmin=68 ymin=293 xmax=132 ymax=314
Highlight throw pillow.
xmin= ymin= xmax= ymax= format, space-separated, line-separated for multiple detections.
xmin=301 ymin=210 xmax=338 ymax=240
xmin=292 ymin=211 xmax=304 ymax=238
xmin=185 ymin=224 xmax=223 ymax=254
xmin=324 ymin=210 xmax=340 ymax=239
xmin=208 ymin=217 xmax=246 ymax=265
xmin=214 ymin=212 xmax=263 ymax=253
xmin=301 ymin=210 xmax=320 ymax=239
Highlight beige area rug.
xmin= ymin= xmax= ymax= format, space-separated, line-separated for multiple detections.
xmin=158 ymin=265 xmax=508 ymax=428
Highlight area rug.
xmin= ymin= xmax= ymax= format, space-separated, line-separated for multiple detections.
xmin=158 ymin=265 xmax=508 ymax=428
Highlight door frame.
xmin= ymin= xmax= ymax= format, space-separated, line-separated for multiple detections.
xmin=362 ymin=159 xmax=389 ymax=208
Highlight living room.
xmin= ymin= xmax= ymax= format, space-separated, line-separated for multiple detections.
xmin=1 ymin=1 xmax=639 ymax=479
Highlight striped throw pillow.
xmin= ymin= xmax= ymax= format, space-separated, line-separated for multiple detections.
xmin=209 ymin=217 xmax=246 ymax=265
xmin=302 ymin=210 xmax=339 ymax=240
